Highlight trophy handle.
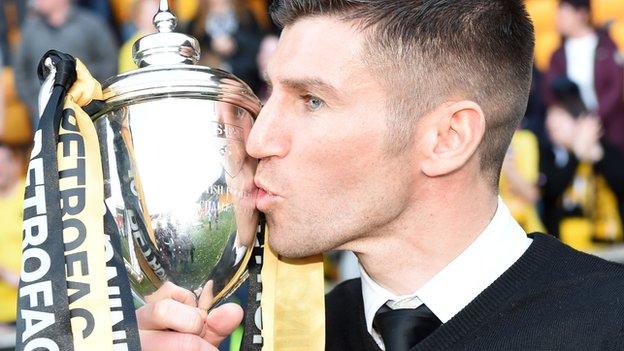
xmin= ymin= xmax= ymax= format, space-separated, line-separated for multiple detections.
xmin=38 ymin=57 xmax=56 ymax=118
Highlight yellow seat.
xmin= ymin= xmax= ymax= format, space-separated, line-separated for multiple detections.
xmin=1 ymin=69 xmax=32 ymax=145
xmin=500 ymin=130 xmax=546 ymax=234
xmin=592 ymin=0 xmax=624 ymax=27
xmin=174 ymin=0 xmax=199 ymax=22
xmin=525 ymin=0 xmax=559 ymax=34
xmin=609 ymin=21 xmax=624 ymax=52
xmin=560 ymin=218 xmax=601 ymax=252
xmin=113 ymin=0 xmax=199 ymax=25
xmin=110 ymin=0 xmax=134 ymax=24
xmin=534 ymin=31 xmax=562 ymax=72
xmin=245 ymin=0 xmax=270 ymax=30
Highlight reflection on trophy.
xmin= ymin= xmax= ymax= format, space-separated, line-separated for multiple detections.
xmin=91 ymin=0 xmax=261 ymax=307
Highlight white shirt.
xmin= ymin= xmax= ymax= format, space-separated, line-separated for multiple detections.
xmin=565 ymin=34 xmax=599 ymax=112
xmin=360 ymin=197 xmax=532 ymax=349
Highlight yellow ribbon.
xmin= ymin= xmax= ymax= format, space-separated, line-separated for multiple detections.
xmin=59 ymin=60 xmax=114 ymax=348
xmin=261 ymin=227 xmax=325 ymax=350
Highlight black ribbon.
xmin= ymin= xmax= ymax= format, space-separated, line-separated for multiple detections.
xmin=17 ymin=50 xmax=142 ymax=351
xmin=242 ymin=216 xmax=265 ymax=350
xmin=17 ymin=50 xmax=77 ymax=351
xmin=103 ymin=207 xmax=143 ymax=351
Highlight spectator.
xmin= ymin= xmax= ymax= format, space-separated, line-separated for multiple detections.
xmin=544 ymin=0 xmax=624 ymax=155
xmin=256 ymin=34 xmax=278 ymax=102
xmin=1 ymin=0 xmax=28 ymax=66
xmin=540 ymin=79 xmax=624 ymax=244
xmin=194 ymin=0 xmax=263 ymax=93
xmin=0 ymin=52 xmax=5 ymax=138
xmin=13 ymin=0 xmax=118 ymax=132
xmin=0 ymin=143 xmax=26 ymax=325
xmin=76 ymin=0 xmax=113 ymax=25
xmin=522 ymin=67 xmax=547 ymax=143
xmin=0 ymin=5 xmax=7 ymax=67
xmin=118 ymin=0 xmax=159 ymax=73
xmin=500 ymin=128 xmax=545 ymax=234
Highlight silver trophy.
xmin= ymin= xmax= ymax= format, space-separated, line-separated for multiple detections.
xmin=91 ymin=1 xmax=261 ymax=307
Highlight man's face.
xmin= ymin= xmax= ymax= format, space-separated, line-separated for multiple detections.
xmin=247 ymin=17 xmax=416 ymax=258
xmin=546 ymin=106 xmax=576 ymax=148
xmin=556 ymin=3 xmax=588 ymax=36
xmin=34 ymin=0 xmax=67 ymax=16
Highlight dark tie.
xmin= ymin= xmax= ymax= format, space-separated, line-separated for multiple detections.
xmin=373 ymin=303 xmax=442 ymax=351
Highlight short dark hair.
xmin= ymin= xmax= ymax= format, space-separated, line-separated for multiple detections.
xmin=270 ymin=0 xmax=535 ymax=188
xmin=551 ymin=76 xmax=586 ymax=117
xmin=560 ymin=0 xmax=591 ymax=11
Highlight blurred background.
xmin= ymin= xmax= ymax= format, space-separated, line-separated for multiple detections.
xmin=0 ymin=0 xmax=623 ymax=350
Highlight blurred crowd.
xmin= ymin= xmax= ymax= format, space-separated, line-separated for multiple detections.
xmin=0 ymin=0 xmax=623 ymax=349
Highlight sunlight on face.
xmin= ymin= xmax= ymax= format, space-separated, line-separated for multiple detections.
xmin=247 ymin=17 xmax=415 ymax=257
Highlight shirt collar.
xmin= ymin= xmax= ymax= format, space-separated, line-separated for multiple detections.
xmin=360 ymin=197 xmax=532 ymax=337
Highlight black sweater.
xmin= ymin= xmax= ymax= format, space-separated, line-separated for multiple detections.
xmin=325 ymin=234 xmax=624 ymax=350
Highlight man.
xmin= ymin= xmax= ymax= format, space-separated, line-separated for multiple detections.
xmin=0 ymin=52 xmax=4 ymax=136
xmin=13 ymin=0 xmax=117 ymax=131
xmin=540 ymin=78 xmax=624 ymax=243
xmin=0 ymin=143 xmax=26 ymax=325
xmin=137 ymin=1 xmax=624 ymax=350
xmin=544 ymin=0 xmax=624 ymax=155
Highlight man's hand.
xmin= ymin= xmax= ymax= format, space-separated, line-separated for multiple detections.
xmin=0 ymin=267 xmax=19 ymax=288
xmin=137 ymin=282 xmax=244 ymax=351
xmin=212 ymin=35 xmax=237 ymax=57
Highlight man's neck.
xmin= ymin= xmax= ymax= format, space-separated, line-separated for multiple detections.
xmin=351 ymin=179 xmax=498 ymax=295
xmin=567 ymin=26 xmax=595 ymax=40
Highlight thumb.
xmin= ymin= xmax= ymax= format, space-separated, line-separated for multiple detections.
xmin=201 ymin=303 xmax=244 ymax=346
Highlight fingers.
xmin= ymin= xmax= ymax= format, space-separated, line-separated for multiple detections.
xmin=137 ymin=298 xmax=208 ymax=336
xmin=140 ymin=330 xmax=218 ymax=351
xmin=137 ymin=282 xmax=241 ymax=349
xmin=197 ymin=280 xmax=215 ymax=311
xmin=202 ymin=303 xmax=244 ymax=346
xmin=146 ymin=281 xmax=197 ymax=306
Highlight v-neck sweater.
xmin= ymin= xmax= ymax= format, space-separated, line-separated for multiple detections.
xmin=325 ymin=233 xmax=624 ymax=350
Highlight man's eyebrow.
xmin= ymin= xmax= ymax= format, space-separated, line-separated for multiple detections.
xmin=280 ymin=78 xmax=341 ymax=99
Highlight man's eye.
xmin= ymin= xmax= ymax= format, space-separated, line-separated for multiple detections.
xmin=302 ymin=95 xmax=324 ymax=111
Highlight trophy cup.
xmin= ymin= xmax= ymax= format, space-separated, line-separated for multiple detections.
xmin=91 ymin=1 xmax=261 ymax=307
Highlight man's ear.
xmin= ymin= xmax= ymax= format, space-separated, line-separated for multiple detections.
xmin=420 ymin=101 xmax=486 ymax=177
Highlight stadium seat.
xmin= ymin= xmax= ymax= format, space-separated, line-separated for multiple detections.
xmin=1 ymin=69 xmax=32 ymax=145
xmin=525 ymin=0 xmax=559 ymax=34
xmin=246 ymin=0 xmax=270 ymax=30
xmin=534 ymin=31 xmax=562 ymax=72
xmin=592 ymin=0 xmax=624 ymax=27
xmin=174 ymin=0 xmax=199 ymax=22
xmin=110 ymin=0 xmax=133 ymax=25
xmin=560 ymin=218 xmax=598 ymax=252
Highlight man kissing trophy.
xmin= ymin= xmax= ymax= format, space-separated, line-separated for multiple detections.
xmin=16 ymin=1 xmax=324 ymax=350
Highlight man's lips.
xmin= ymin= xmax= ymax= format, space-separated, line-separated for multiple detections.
xmin=254 ymin=179 xmax=281 ymax=211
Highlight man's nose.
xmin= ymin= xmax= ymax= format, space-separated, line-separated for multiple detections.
xmin=246 ymin=98 xmax=290 ymax=160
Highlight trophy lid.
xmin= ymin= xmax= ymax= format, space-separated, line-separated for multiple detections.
xmin=94 ymin=0 xmax=261 ymax=120
xmin=133 ymin=0 xmax=200 ymax=67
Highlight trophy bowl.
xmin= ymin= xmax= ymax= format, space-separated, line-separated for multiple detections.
xmin=90 ymin=3 xmax=262 ymax=308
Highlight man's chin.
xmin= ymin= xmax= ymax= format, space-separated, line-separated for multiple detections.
xmin=267 ymin=233 xmax=324 ymax=258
